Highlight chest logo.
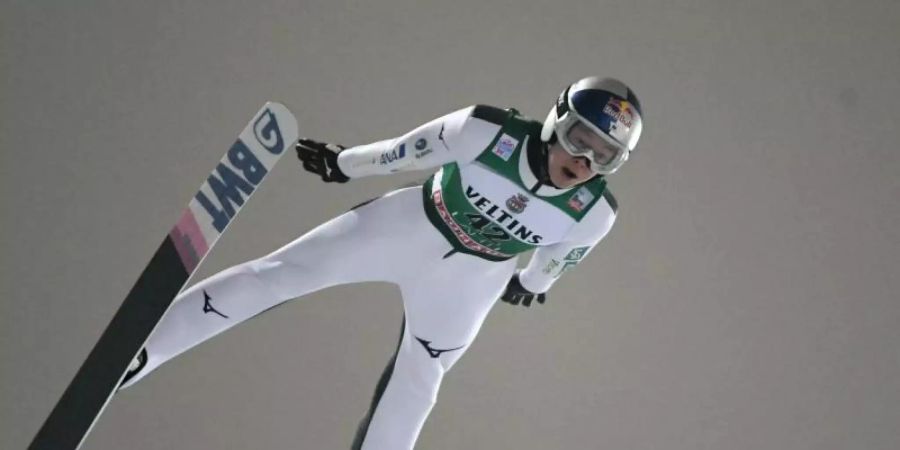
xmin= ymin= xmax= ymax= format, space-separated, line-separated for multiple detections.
xmin=492 ymin=134 xmax=518 ymax=161
xmin=567 ymin=187 xmax=595 ymax=212
xmin=505 ymin=193 xmax=530 ymax=214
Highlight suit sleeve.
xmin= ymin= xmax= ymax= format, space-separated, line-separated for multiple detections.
xmin=335 ymin=105 xmax=494 ymax=178
xmin=517 ymin=192 xmax=618 ymax=294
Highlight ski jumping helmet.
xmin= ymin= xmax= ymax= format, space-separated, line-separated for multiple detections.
xmin=541 ymin=77 xmax=643 ymax=176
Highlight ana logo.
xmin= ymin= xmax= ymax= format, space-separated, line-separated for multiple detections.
xmin=415 ymin=138 xmax=428 ymax=150
xmin=379 ymin=144 xmax=407 ymax=165
xmin=492 ymin=134 xmax=518 ymax=161
xmin=505 ymin=193 xmax=529 ymax=214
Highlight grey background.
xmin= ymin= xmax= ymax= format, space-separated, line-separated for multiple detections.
xmin=2 ymin=0 xmax=899 ymax=449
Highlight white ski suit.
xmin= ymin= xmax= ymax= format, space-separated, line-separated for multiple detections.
xmin=121 ymin=105 xmax=617 ymax=450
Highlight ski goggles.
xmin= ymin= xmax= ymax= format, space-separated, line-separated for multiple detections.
xmin=557 ymin=120 xmax=629 ymax=175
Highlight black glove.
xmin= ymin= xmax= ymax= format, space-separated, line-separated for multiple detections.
xmin=296 ymin=138 xmax=350 ymax=183
xmin=500 ymin=273 xmax=546 ymax=307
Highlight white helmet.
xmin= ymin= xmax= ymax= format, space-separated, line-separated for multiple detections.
xmin=541 ymin=77 xmax=644 ymax=175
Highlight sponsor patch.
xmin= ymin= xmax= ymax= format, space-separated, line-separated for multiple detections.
xmin=414 ymin=138 xmax=433 ymax=159
xmin=567 ymin=187 xmax=595 ymax=212
xmin=492 ymin=134 xmax=518 ymax=161
xmin=565 ymin=246 xmax=590 ymax=261
xmin=557 ymin=246 xmax=591 ymax=277
xmin=505 ymin=193 xmax=529 ymax=214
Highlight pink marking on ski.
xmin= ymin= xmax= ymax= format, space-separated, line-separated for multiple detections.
xmin=169 ymin=209 xmax=209 ymax=273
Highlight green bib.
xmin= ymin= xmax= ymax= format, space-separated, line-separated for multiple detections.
xmin=423 ymin=109 xmax=607 ymax=261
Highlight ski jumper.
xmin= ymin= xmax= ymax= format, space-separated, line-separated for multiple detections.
xmin=120 ymin=105 xmax=618 ymax=450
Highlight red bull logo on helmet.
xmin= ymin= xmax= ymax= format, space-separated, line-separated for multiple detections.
xmin=602 ymin=98 xmax=635 ymax=130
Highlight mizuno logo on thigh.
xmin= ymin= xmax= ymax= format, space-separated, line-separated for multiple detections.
xmin=414 ymin=336 xmax=465 ymax=358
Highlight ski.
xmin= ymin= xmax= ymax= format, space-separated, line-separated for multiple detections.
xmin=29 ymin=102 xmax=299 ymax=450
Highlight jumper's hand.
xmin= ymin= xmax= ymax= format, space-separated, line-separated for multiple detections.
xmin=296 ymin=138 xmax=350 ymax=183
xmin=500 ymin=273 xmax=547 ymax=307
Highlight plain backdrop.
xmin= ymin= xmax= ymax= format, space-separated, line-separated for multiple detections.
xmin=2 ymin=1 xmax=899 ymax=449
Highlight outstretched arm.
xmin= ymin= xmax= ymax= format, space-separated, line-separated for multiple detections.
xmin=337 ymin=105 xmax=498 ymax=177
xmin=297 ymin=105 xmax=500 ymax=183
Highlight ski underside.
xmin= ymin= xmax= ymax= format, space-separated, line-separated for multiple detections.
xmin=29 ymin=102 xmax=299 ymax=450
